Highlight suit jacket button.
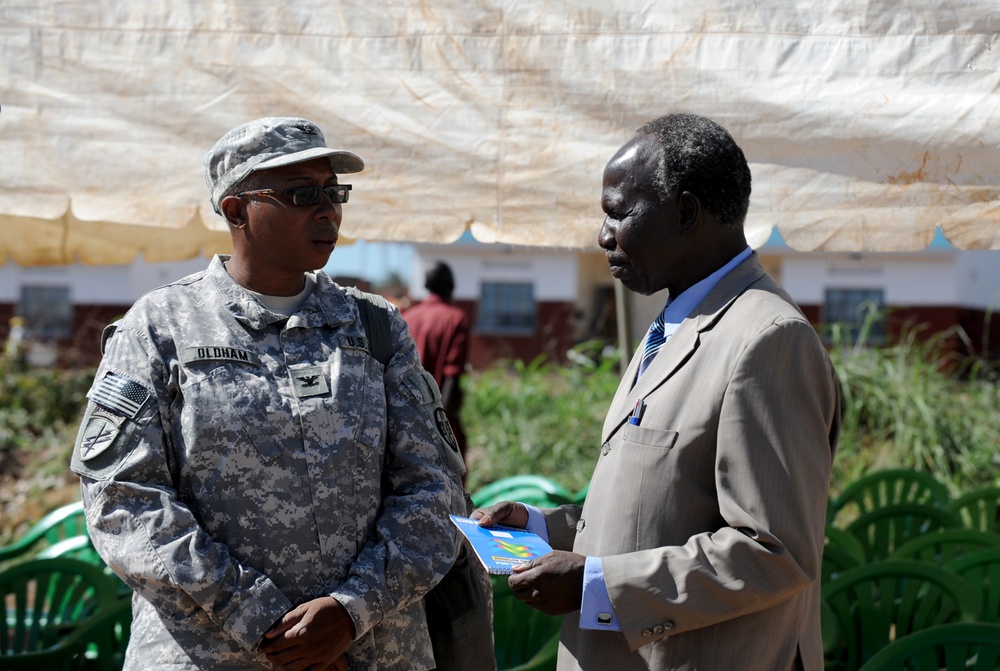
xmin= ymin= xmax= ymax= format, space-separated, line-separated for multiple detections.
xmin=653 ymin=625 xmax=664 ymax=635
xmin=641 ymin=628 xmax=653 ymax=638
xmin=576 ymin=519 xmax=586 ymax=533
xmin=664 ymin=621 xmax=674 ymax=630
xmin=601 ymin=442 xmax=611 ymax=456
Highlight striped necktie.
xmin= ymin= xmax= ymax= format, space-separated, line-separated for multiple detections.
xmin=636 ymin=311 xmax=667 ymax=379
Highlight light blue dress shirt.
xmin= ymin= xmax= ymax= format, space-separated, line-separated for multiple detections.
xmin=524 ymin=246 xmax=753 ymax=631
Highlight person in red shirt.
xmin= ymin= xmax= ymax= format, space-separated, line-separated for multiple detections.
xmin=404 ymin=262 xmax=470 ymax=474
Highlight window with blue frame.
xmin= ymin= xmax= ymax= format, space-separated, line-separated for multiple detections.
xmin=823 ymin=288 xmax=885 ymax=344
xmin=19 ymin=285 xmax=73 ymax=340
xmin=477 ymin=282 xmax=535 ymax=334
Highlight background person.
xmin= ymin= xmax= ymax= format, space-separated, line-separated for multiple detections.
xmin=475 ymin=113 xmax=841 ymax=671
xmin=403 ymin=262 xmax=470 ymax=475
xmin=71 ymin=117 xmax=466 ymax=671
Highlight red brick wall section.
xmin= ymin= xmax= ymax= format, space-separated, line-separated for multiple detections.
xmin=798 ymin=302 xmax=1000 ymax=363
xmin=451 ymin=299 xmax=577 ymax=370
xmin=0 ymin=302 xmax=129 ymax=368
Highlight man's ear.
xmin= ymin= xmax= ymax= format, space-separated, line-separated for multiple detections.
xmin=219 ymin=195 xmax=246 ymax=228
xmin=677 ymin=191 xmax=701 ymax=234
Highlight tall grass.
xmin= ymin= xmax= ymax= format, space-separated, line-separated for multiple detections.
xmin=462 ymin=342 xmax=620 ymax=494
xmin=827 ymin=311 xmax=1000 ymax=495
xmin=463 ymin=326 xmax=1000 ymax=499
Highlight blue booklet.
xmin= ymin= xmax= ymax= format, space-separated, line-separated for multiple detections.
xmin=450 ymin=514 xmax=554 ymax=575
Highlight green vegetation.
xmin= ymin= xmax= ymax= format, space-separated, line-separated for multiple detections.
xmin=1 ymin=321 xmax=997 ymax=540
xmin=827 ymin=317 xmax=1000 ymax=495
xmin=463 ymin=343 xmax=620 ymax=495
xmin=0 ymin=359 xmax=92 ymax=465
xmin=464 ymin=327 xmax=999 ymax=499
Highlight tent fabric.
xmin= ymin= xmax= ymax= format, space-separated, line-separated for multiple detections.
xmin=2 ymin=0 xmax=999 ymax=266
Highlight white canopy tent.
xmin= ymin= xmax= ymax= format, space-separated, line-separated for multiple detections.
xmin=1 ymin=0 xmax=999 ymax=267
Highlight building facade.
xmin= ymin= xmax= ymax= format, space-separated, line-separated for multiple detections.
xmin=2 ymin=232 xmax=998 ymax=370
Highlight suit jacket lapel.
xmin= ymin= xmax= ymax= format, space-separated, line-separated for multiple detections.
xmin=601 ymin=253 xmax=768 ymax=443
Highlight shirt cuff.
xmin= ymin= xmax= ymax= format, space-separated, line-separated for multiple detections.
xmin=522 ymin=504 xmax=550 ymax=544
xmin=579 ymin=556 xmax=621 ymax=631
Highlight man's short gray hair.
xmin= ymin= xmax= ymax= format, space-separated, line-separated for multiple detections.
xmin=636 ymin=114 xmax=752 ymax=229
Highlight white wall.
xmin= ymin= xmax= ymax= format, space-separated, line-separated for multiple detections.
xmin=410 ymin=246 xmax=578 ymax=302
xmin=954 ymin=252 xmax=1000 ymax=310
xmin=0 ymin=257 xmax=209 ymax=305
xmin=778 ymin=252 xmax=960 ymax=306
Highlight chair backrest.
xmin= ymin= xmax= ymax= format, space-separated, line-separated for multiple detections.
xmin=0 ymin=557 xmax=120 ymax=655
xmin=856 ymin=622 xmax=1000 ymax=671
xmin=845 ymin=503 xmax=962 ymax=561
xmin=823 ymin=543 xmax=864 ymax=583
xmin=890 ymin=528 xmax=1000 ymax=564
xmin=830 ymin=469 xmax=950 ymax=527
xmin=492 ymin=577 xmax=563 ymax=670
xmin=825 ymin=524 xmax=866 ymax=583
xmin=821 ymin=560 xmax=980 ymax=671
xmin=0 ymin=598 xmax=133 ymax=671
xmin=826 ymin=525 xmax=867 ymax=562
xmin=946 ymin=487 xmax=1000 ymax=533
xmin=945 ymin=548 xmax=1000 ymax=623
xmin=0 ymin=501 xmax=87 ymax=567
xmin=472 ymin=475 xmax=572 ymax=508
xmin=35 ymin=536 xmax=101 ymax=563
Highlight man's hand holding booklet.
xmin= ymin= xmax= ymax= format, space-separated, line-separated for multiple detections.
xmin=450 ymin=515 xmax=553 ymax=575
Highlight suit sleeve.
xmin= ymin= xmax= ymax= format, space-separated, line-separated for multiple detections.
xmin=602 ymin=318 xmax=839 ymax=650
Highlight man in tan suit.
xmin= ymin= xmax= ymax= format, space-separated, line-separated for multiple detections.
xmin=475 ymin=113 xmax=840 ymax=670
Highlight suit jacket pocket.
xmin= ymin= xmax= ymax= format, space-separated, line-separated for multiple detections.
xmin=622 ymin=424 xmax=679 ymax=450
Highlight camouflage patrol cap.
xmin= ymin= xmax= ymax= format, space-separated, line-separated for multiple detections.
xmin=203 ymin=117 xmax=365 ymax=213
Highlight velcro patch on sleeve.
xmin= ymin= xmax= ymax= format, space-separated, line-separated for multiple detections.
xmin=401 ymin=369 xmax=442 ymax=405
xmin=90 ymin=371 xmax=152 ymax=419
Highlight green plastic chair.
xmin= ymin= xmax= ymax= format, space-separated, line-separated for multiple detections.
xmin=890 ymin=528 xmax=1000 ymax=564
xmin=824 ymin=526 xmax=867 ymax=582
xmin=505 ymin=631 xmax=559 ymax=671
xmin=35 ymin=536 xmax=133 ymax=600
xmin=35 ymin=536 xmax=101 ymax=563
xmin=820 ymin=598 xmax=839 ymax=655
xmin=492 ymin=576 xmax=563 ymax=671
xmin=0 ymin=598 xmax=133 ymax=670
xmin=846 ymin=503 xmax=962 ymax=561
xmin=946 ymin=548 xmax=1000 ymax=623
xmin=946 ymin=487 xmax=1000 ymax=534
xmin=0 ymin=601 xmax=132 ymax=671
xmin=472 ymin=475 xmax=573 ymax=508
xmin=0 ymin=502 xmax=87 ymax=567
xmin=830 ymin=469 xmax=950 ymax=528
xmin=824 ymin=543 xmax=864 ymax=584
xmin=857 ymin=622 xmax=1000 ymax=671
xmin=826 ymin=525 xmax=867 ymax=563
xmin=821 ymin=560 xmax=981 ymax=671
xmin=0 ymin=557 xmax=121 ymax=656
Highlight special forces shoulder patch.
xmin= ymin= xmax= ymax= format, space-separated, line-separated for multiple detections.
xmin=77 ymin=406 xmax=126 ymax=463
xmin=70 ymin=371 xmax=154 ymax=480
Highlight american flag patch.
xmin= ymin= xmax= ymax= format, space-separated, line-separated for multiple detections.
xmin=91 ymin=372 xmax=151 ymax=418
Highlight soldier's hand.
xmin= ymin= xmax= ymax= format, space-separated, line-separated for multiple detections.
xmin=471 ymin=501 xmax=529 ymax=529
xmin=508 ymin=550 xmax=587 ymax=616
xmin=262 ymin=596 xmax=354 ymax=671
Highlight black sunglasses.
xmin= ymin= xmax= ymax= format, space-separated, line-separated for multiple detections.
xmin=236 ymin=184 xmax=352 ymax=206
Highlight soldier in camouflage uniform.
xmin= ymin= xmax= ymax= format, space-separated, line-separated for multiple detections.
xmin=70 ymin=117 xmax=467 ymax=671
